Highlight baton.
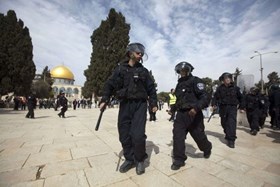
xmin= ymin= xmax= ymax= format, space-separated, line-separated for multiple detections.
xmin=95 ymin=105 xmax=106 ymax=131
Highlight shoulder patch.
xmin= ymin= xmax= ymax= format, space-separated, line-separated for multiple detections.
xmin=197 ymin=83 xmax=205 ymax=90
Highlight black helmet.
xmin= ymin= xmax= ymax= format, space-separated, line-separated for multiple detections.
xmin=126 ymin=43 xmax=145 ymax=55
xmin=175 ymin=61 xmax=194 ymax=74
xmin=250 ymin=87 xmax=259 ymax=94
xmin=219 ymin=72 xmax=232 ymax=81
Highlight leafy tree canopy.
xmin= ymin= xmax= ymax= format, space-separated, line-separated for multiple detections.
xmin=0 ymin=10 xmax=36 ymax=96
xmin=32 ymin=66 xmax=53 ymax=98
xmin=83 ymin=8 xmax=130 ymax=98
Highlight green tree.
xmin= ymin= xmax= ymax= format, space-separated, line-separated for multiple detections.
xmin=41 ymin=66 xmax=53 ymax=86
xmin=32 ymin=66 xmax=53 ymax=98
xmin=83 ymin=8 xmax=130 ymax=98
xmin=0 ymin=10 xmax=35 ymax=96
xmin=264 ymin=71 xmax=280 ymax=92
xmin=157 ymin=92 xmax=169 ymax=102
xmin=201 ymin=77 xmax=213 ymax=94
xmin=149 ymin=70 xmax=157 ymax=90
xmin=32 ymin=80 xmax=50 ymax=98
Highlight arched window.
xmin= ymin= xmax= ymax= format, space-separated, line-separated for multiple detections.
xmin=66 ymin=87 xmax=73 ymax=97
xmin=73 ymin=88 xmax=79 ymax=94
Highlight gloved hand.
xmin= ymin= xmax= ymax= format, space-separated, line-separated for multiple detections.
xmin=152 ymin=107 xmax=158 ymax=113
xmin=188 ymin=108 xmax=197 ymax=117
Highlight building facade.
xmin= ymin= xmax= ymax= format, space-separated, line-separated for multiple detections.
xmin=50 ymin=65 xmax=82 ymax=101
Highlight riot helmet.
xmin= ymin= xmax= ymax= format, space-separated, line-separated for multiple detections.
xmin=126 ymin=43 xmax=146 ymax=63
xmin=175 ymin=61 xmax=194 ymax=74
xmin=219 ymin=72 xmax=233 ymax=81
xmin=249 ymin=87 xmax=259 ymax=95
xmin=126 ymin=43 xmax=145 ymax=55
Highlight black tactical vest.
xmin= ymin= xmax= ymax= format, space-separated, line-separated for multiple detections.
xmin=116 ymin=64 xmax=148 ymax=100
xmin=218 ymin=85 xmax=240 ymax=105
xmin=175 ymin=76 xmax=198 ymax=110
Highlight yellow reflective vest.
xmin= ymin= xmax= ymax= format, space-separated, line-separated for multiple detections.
xmin=169 ymin=94 xmax=176 ymax=105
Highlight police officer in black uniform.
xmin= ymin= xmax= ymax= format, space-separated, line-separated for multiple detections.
xmin=171 ymin=61 xmax=212 ymax=170
xmin=58 ymin=92 xmax=68 ymax=118
xmin=25 ymin=92 xmax=37 ymax=119
xmin=269 ymin=83 xmax=280 ymax=130
xmin=99 ymin=43 xmax=158 ymax=175
xmin=211 ymin=73 xmax=244 ymax=148
xmin=258 ymin=90 xmax=269 ymax=129
xmin=244 ymin=87 xmax=262 ymax=135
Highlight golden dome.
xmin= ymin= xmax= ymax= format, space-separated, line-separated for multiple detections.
xmin=50 ymin=65 xmax=74 ymax=80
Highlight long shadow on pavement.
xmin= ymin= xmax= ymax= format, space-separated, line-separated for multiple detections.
xmin=34 ymin=116 xmax=51 ymax=119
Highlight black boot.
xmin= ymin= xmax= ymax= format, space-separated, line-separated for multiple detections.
xmin=136 ymin=162 xmax=145 ymax=175
xmin=119 ymin=160 xmax=135 ymax=173
xmin=204 ymin=150 xmax=211 ymax=159
xmin=171 ymin=162 xmax=185 ymax=170
xmin=227 ymin=141 xmax=235 ymax=148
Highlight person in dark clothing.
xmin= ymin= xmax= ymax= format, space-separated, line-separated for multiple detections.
xmin=211 ymin=72 xmax=244 ymax=148
xmin=73 ymin=99 xmax=78 ymax=110
xmin=25 ymin=93 xmax=37 ymax=119
xmin=58 ymin=92 xmax=68 ymax=118
xmin=269 ymin=84 xmax=280 ymax=130
xmin=170 ymin=61 xmax=212 ymax=171
xmin=244 ymin=87 xmax=263 ymax=135
xmin=148 ymin=102 xmax=157 ymax=122
xmin=99 ymin=43 xmax=158 ymax=175
xmin=13 ymin=96 xmax=20 ymax=110
xmin=258 ymin=91 xmax=270 ymax=129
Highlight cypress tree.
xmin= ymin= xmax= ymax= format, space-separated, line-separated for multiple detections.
xmin=83 ymin=8 xmax=130 ymax=98
xmin=0 ymin=10 xmax=36 ymax=96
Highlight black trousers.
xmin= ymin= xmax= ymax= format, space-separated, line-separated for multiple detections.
xmin=219 ymin=105 xmax=237 ymax=141
xmin=26 ymin=105 xmax=34 ymax=118
xmin=149 ymin=108 xmax=156 ymax=121
xmin=118 ymin=99 xmax=148 ymax=162
xmin=246 ymin=110 xmax=260 ymax=131
xmin=272 ymin=107 xmax=280 ymax=128
xmin=58 ymin=107 xmax=67 ymax=117
xmin=169 ymin=104 xmax=176 ymax=121
xmin=172 ymin=110 xmax=212 ymax=165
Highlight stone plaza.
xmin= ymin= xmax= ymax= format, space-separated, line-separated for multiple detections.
xmin=0 ymin=107 xmax=279 ymax=187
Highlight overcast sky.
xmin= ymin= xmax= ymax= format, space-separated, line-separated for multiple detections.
xmin=1 ymin=0 xmax=279 ymax=92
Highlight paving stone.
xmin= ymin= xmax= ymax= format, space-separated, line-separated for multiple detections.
xmin=0 ymin=166 xmax=37 ymax=186
xmin=0 ymin=108 xmax=279 ymax=186
xmin=41 ymin=158 xmax=90 ymax=178
xmin=85 ymin=153 xmax=129 ymax=186
xmin=131 ymin=169 xmax=183 ymax=187
xmin=44 ymin=170 xmax=89 ymax=187
xmin=10 ymin=179 xmax=44 ymax=187
xmin=246 ymin=168 xmax=280 ymax=186
xmin=171 ymin=167 xmax=227 ymax=187
xmin=23 ymin=148 xmax=72 ymax=168
xmin=216 ymin=168 xmax=264 ymax=187
xmin=104 ymin=179 xmax=138 ymax=187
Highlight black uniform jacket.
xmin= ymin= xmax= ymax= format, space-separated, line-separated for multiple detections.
xmin=101 ymin=61 xmax=158 ymax=108
xmin=174 ymin=75 xmax=210 ymax=112
xmin=212 ymin=83 xmax=244 ymax=108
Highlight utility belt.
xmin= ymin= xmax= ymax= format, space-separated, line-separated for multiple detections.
xmin=122 ymin=98 xmax=147 ymax=103
xmin=178 ymin=108 xmax=192 ymax=112
xmin=220 ymin=104 xmax=237 ymax=106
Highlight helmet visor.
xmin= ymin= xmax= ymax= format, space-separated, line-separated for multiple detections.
xmin=128 ymin=43 xmax=145 ymax=55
